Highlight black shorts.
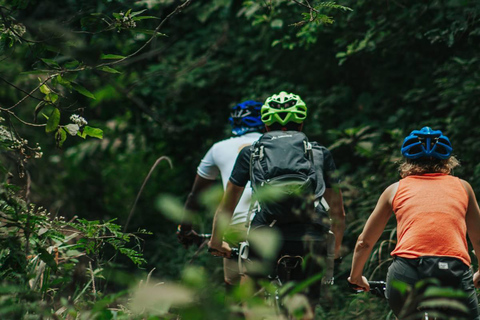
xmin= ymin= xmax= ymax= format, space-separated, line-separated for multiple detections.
xmin=245 ymin=225 xmax=327 ymax=300
xmin=386 ymin=256 xmax=480 ymax=319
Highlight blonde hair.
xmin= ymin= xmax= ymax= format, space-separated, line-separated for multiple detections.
xmin=398 ymin=156 xmax=460 ymax=178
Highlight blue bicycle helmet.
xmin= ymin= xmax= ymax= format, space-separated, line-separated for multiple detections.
xmin=401 ymin=127 xmax=453 ymax=160
xmin=229 ymin=100 xmax=264 ymax=136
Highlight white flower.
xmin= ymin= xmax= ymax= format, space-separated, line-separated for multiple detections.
xmin=70 ymin=114 xmax=88 ymax=127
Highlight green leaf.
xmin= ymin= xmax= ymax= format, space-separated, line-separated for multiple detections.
xmin=97 ymin=66 xmax=121 ymax=74
xmin=40 ymin=84 xmax=51 ymax=94
xmin=45 ymin=93 xmax=58 ymax=103
xmin=130 ymin=9 xmax=147 ymax=17
xmin=64 ymin=60 xmax=80 ymax=69
xmin=37 ymin=247 xmax=58 ymax=272
xmin=46 ymin=108 xmax=60 ymax=133
xmin=40 ymin=58 xmax=60 ymax=68
xmin=56 ymin=75 xmax=72 ymax=90
xmin=78 ymin=126 xmax=103 ymax=139
xmin=132 ymin=16 xmax=159 ymax=21
xmin=72 ymin=83 xmax=96 ymax=100
xmin=101 ymin=54 xmax=126 ymax=60
xmin=55 ymin=128 xmax=67 ymax=148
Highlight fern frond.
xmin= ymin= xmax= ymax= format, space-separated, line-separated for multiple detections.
xmin=316 ymin=14 xmax=335 ymax=25
xmin=315 ymin=1 xmax=353 ymax=12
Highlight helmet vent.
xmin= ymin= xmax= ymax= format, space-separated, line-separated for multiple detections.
xmin=278 ymin=112 xmax=288 ymax=121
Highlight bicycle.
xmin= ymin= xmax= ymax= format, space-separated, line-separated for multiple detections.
xmin=208 ymin=233 xmax=336 ymax=320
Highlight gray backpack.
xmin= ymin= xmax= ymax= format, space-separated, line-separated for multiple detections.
xmin=249 ymin=131 xmax=321 ymax=224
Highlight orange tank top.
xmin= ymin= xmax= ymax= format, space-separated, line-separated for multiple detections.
xmin=391 ymin=173 xmax=470 ymax=266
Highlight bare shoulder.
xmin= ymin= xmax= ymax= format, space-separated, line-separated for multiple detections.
xmin=459 ymin=178 xmax=474 ymax=195
xmin=385 ymin=181 xmax=400 ymax=192
xmin=460 ymin=178 xmax=472 ymax=187
xmin=383 ymin=182 xmax=400 ymax=204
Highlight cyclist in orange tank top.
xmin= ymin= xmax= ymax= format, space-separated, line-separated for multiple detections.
xmin=348 ymin=127 xmax=480 ymax=319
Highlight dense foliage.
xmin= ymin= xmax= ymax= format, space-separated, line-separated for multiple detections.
xmin=1 ymin=0 xmax=479 ymax=318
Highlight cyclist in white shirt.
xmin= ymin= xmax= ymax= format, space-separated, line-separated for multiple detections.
xmin=178 ymin=100 xmax=263 ymax=287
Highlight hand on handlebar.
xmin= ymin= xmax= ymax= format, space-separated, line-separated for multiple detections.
xmin=348 ymin=275 xmax=370 ymax=292
xmin=177 ymin=225 xmax=203 ymax=248
xmin=208 ymin=240 xmax=232 ymax=258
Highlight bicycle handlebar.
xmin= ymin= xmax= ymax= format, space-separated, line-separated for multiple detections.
xmin=348 ymin=280 xmax=386 ymax=299
xmin=208 ymin=247 xmax=239 ymax=259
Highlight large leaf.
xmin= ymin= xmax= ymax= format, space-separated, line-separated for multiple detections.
xmin=78 ymin=126 xmax=103 ymax=139
xmin=45 ymin=108 xmax=60 ymax=133
xmin=72 ymin=83 xmax=96 ymax=100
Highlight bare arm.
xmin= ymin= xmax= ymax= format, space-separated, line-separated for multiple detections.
xmin=183 ymin=174 xmax=216 ymax=227
xmin=461 ymin=180 xmax=480 ymax=288
xmin=348 ymin=182 xmax=398 ymax=291
xmin=323 ymin=187 xmax=346 ymax=258
xmin=208 ymin=181 xmax=244 ymax=252
xmin=177 ymin=175 xmax=216 ymax=247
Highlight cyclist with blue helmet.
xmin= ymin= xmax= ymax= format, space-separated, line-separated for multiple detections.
xmin=178 ymin=100 xmax=264 ymax=288
xmin=348 ymin=127 xmax=480 ymax=319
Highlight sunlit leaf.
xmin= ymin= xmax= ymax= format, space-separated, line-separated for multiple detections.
xmin=45 ymin=93 xmax=58 ymax=103
xmin=55 ymin=128 xmax=67 ymax=147
xmin=78 ymin=126 xmax=103 ymax=139
xmin=40 ymin=84 xmax=51 ymax=94
xmin=46 ymin=108 xmax=60 ymax=133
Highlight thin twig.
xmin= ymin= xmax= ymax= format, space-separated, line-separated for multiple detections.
xmin=89 ymin=261 xmax=96 ymax=301
xmin=188 ymin=239 xmax=209 ymax=265
xmin=96 ymin=0 xmax=192 ymax=69
xmin=1 ymin=109 xmax=46 ymax=127
xmin=123 ymin=156 xmax=173 ymax=232
xmin=7 ymin=74 xmax=58 ymax=110
xmin=0 ymin=76 xmax=43 ymax=102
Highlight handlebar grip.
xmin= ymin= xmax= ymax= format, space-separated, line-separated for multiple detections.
xmin=207 ymin=247 xmax=239 ymax=259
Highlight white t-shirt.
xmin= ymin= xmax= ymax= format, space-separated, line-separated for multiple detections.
xmin=197 ymin=132 xmax=261 ymax=225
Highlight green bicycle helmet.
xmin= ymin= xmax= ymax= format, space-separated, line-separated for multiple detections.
xmin=261 ymin=91 xmax=307 ymax=126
